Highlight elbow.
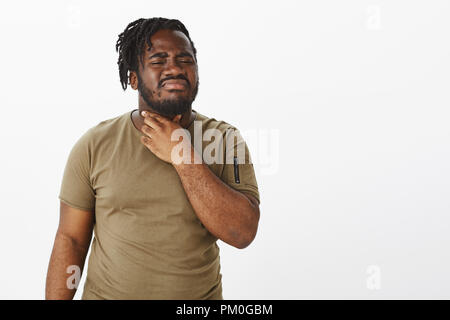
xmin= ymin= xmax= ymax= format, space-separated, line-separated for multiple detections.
xmin=230 ymin=197 xmax=260 ymax=249
xmin=235 ymin=240 xmax=252 ymax=250
xmin=234 ymin=235 xmax=255 ymax=249
xmin=234 ymin=225 xmax=258 ymax=250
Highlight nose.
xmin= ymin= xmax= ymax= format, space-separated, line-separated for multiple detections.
xmin=162 ymin=58 xmax=184 ymax=77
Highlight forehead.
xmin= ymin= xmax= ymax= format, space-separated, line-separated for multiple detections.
xmin=146 ymin=29 xmax=193 ymax=54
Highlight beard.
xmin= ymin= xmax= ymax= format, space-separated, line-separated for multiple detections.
xmin=137 ymin=72 xmax=199 ymax=118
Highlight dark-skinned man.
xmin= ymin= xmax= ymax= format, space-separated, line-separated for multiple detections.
xmin=46 ymin=17 xmax=260 ymax=300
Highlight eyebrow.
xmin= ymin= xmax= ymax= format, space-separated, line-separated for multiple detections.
xmin=148 ymin=51 xmax=194 ymax=60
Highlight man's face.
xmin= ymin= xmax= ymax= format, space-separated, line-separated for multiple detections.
xmin=133 ymin=29 xmax=199 ymax=118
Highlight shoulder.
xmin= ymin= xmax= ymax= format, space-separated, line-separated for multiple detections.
xmin=195 ymin=110 xmax=238 ymax=134
xmin=66 ymin=112 xmax=129 ymax=161
xmin=90 ymin=112 xmax=128 ymax=139
xmin=78 ymin=111 xmax=129 ymax=146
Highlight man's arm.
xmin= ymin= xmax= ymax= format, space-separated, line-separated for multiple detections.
xmin=45 ymin=201 xmax=94 ymax=299
xmin=138 ymin=111 xmax=260 ymax=249
xmin=173 ymin=146 xmax=260 ymax=249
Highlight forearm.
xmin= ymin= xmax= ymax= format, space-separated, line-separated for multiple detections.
xmin=45 ymin=232 xmax=89 ymax=300
xmin=173 ymin=147 xmax=259 ymax=249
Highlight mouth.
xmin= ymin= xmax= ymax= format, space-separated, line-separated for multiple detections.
xmin=161 ymin=79 xmax=188 ymax=90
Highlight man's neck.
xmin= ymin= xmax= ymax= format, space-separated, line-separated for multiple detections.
xmin=131 ymin=106 xmax=196 ymax=133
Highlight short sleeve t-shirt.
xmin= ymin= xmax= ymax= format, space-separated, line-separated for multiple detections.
xmin=58 ymin=109 xmax=260 ymax=300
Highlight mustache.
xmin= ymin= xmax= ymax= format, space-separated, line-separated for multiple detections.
xmin=159 ymin=75 xmax=190 ymax=88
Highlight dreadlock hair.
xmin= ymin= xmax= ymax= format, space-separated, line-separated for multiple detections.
xmin=116 ymin=17 xmax=197 ymax=91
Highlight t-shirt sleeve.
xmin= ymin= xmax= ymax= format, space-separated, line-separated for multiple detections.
xmin=58 ymin=128 xmax=96 ymax=211
xmin=220 ymin=127 xmax=260 ymax=205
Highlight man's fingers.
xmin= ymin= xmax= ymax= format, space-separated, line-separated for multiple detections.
xmin=173 ymin=114 xmax=182 ymax=123
xmin=141 ymin=135 xmax=152 ymax=145
xmin=143 ymin=115 xmax=162 ymax=129
xmin=141 ymin=125 xmax=153 ymax=138
xmin=153 ymin=113 xmax=168 ymax=123
xmin=142 ymin=110 xmax=169 ymax=123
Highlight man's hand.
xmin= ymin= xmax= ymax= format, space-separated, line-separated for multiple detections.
xmin=140 ymin=110 xmax=259 ymax=249
xmin=140 ymin=111 xmax=189 ymax=164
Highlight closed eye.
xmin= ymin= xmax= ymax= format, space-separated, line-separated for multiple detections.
xmin=149 ymin=60 xmax=194 ymax=67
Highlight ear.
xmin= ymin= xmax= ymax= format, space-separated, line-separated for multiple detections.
xmin=129 ymin=71 xmax=138 ymax=90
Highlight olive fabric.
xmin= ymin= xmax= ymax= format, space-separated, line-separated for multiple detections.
xmin=58 ymin=109 xmax=260 ymax=300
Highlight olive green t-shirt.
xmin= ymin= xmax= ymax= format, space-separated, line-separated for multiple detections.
xmin=58 ymin=109 xmax=260 ymax=300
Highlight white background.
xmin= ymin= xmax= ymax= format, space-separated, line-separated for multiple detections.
xmin=0 ymin=0 xmax=449 ymax=299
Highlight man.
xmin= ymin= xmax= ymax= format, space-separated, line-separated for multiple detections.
xmin=46 ymin=17 xmax=260 ymax=300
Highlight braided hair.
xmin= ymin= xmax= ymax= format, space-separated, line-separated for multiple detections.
xmin=116 ymin=17 xmax=197 ymax=90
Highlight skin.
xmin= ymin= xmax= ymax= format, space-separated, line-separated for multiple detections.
xmin=130 ymin=29 xmax=199 ymax=131
xmin=46 ymin=28 xmax=259 ymax=300
xmin=131 ymin=29 xmax=260 ymax=248
xmin=46 ymin=203 xmax=94 ymax=299
xmin=139 ymin=110 xmax=260 ymax=248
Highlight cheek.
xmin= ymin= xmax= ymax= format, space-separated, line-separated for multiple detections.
xmin=141 ymin=70 xmax=160 ymax=89
xmin=189 ymin=72 xmax=198 ymax=87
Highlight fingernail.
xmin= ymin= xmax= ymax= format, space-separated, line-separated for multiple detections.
xmin=141 ymin=111 xmax=147 ymax=117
